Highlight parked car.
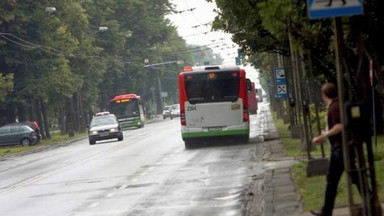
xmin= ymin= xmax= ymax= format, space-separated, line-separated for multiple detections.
xmin=0 ymin=123 xmax=38 ymax=146
xmin=19 ymin=122 xmax=41 ymax=143
xmin=170 ymin=104 xmax=180 ymax=118
xmin=5 ymin=122 xmax=42 ymax=143
xmin=7 ymin=121 xmax=41 ymax=144
xmin=163 ymin=105 xmax=172 ymax=119
xmin=88 ymin=112 xmax=124 ymax=145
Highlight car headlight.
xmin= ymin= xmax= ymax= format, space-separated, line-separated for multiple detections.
xmin=90 ymin=130 xmax=98 ymax=135
xmin=110 ymin=128 xmax=117 ymax=132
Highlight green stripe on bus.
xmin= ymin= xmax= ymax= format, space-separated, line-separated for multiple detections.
xmin=182 ymin=129 xmax=249 ymax=138
xmin=120 ymin=119 xmax=144 ymax=128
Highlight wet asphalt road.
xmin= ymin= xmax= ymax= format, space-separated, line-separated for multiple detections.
xmin=0 ymin=104 xmax=269 ymax=216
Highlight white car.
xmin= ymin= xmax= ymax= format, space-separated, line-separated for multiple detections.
xmin=162 ymin=106 xmax=172 ymax=119
xmin=170 ymin=104 xmax=180 ymax=118
xmin=88 ymin=113 xmax=123 ymax=145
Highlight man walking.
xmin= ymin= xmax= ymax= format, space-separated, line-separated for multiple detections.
xmin=311 ymin=83 xmax=344 ymax=216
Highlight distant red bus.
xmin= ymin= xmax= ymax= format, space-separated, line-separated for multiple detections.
xmin=178 ymin=65 xmax=250 ymax=148
xmin=246 ymin=79 xmax=257 ymax=114
xmin=109 ymin=94 xmax=145 ymax=128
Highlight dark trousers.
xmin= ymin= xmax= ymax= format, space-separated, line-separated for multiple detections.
xmin=322 ymin=145 xmax=362 ymax=215
xmin=323 ymin=146 xmax=344 ymax=215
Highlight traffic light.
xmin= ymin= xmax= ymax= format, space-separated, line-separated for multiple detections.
xmin=238 ymin=49 xmax=244 ymax=60
xmin=235 ymin=57 xmax=240 ymax=65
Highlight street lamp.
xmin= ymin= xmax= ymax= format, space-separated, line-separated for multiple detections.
xmin=144 ymin=59 xmax=164 ymax=115
xmin=84 ymin=26 xmax=108 ymax=36
xmin=98 ymin=26 xmax=108 ymax=32
xmin=44 ymin=7 xmax=107 ymax=35
xmin=45 ymin=7 xmax=56 ymax=14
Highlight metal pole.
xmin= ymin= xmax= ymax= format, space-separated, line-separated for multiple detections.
xmin=369 ymin=60 xmax=377 ymax=147
xmin=157 ymin=71 xmax=163 ymax=115
xmin=334 ymin=17 xmax=355 ymax=214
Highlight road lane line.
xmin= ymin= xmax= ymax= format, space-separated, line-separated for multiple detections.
xmin=88 ymin=202 xmax=99 ymax=208
xmin=105 ymin=193 xmax=114 ymax=198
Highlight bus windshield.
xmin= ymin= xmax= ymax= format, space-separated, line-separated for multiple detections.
xmin=184 ymin=71 xmax=239 ymax=104
xmin=110 ymin=99 xmax=140 ymax=117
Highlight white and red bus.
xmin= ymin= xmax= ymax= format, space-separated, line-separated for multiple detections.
xmin=246 ymin=79 xmax=258 ymax=114
xmin=178 ymin=65 xmax=250 ymax=148
xmin=109 ymin=94 xmax=145 ymax=129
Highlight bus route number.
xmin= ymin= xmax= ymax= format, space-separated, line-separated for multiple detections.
xmin=187 ymin=106 xmax=196 ymax=111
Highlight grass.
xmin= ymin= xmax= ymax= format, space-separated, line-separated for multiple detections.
xmin=0 ymin=132 xmax=87 ymax=157
xmin=272 ymin=111 xmax=384 ymax=211
xmin=272 ymin=112 xmax=330 ymax=157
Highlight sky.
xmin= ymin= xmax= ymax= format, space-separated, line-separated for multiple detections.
xmin=166 ymin=0 xmax=237 ymax=65
xmin=166 ymin=0 xmax=260 ymax=85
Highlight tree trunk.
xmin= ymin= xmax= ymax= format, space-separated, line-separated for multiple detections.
xmin=66 ymin=98 xmax=75 ymax=137
xmin=72 ymin=93 xmax=79 ymax=133
xmin=58 ymin=105 xmax=66 ymax=135
xmin=40 ymin=99 xmax=51 ymax=138
xmin=35 ymin=98 xmax=45 ymax=139
xmin=18 ymin=104 xmax=26 ymax=122
xmin=29 ymin=97 xmax=35 ymax=121
xmin=78 ymin=91 xmax=86 ymax=133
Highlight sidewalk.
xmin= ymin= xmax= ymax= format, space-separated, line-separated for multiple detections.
xmin=261 ymin=105 xmax=352 ymax=216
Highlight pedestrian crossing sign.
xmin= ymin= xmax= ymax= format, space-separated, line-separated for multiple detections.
xmin=308 ymin=0 xmax=363 ymax=19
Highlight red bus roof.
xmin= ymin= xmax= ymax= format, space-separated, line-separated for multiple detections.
xmin=110 ymin=94 xmax=141 ymax=102
xmin=182 ymin=65 xmax=240 ymax=73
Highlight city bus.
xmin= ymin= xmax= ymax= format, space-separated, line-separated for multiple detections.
xmin=109 ymin=94 xmax=145 ymax=129
xmin=178 ymin=65 xmax=250 ymax=148
xmin=246 ymin=79 xmax=258 ymax=114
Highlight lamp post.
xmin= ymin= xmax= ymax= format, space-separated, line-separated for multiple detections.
xmin=144 ymin=59 xmax=183 ymax=115
xmin=144 ymin=59 xmax=163 ymax=115
xmin=45 ymin=7 xmax=56 ymax=14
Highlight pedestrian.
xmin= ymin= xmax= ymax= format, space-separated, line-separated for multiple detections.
xmin=327 ymin=0 xmax=346 ymax=7
xmin=28 ymin=120 xmax=41 ymax=142
xmin=28 ymin=120 xmax=40 ymax=132
xmin=310 ymin=83 xmax=345 ymax=216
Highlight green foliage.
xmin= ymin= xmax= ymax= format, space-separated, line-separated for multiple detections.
xmin=272 ymin=110 xmax=330 ymax=157
xmin=275 ymin=110 xmax=384 ymax=211
xmin=292 ymin=162 xmax=362 ymax=211
xmin=209 ymin=0 xmax=289 ymax=56
xmin=309 ymin=103 xmax=327 ymax=135
xmin=292 ymin=159 xmax=384 ymax=211
xmin=0 ymin=73 xmax=13 ymax=101
xmin=0 ymin=0 xmax=194 ymax=127
xmin=208 ymin=0 xmax=337 ymax=82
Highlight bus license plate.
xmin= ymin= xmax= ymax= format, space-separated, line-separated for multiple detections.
xmin=208 ymin=127 xmax=222 ymax=131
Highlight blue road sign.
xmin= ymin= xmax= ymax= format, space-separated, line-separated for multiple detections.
xmin=274 ymin=68 xmax=286 ymax=85
xmin=274 ymin=68 xmax=288 ymax=99
xmin=276 ymin=84 xmax=288 ymax=99
xmin=308 ymin=0 xmax=363 ymax=19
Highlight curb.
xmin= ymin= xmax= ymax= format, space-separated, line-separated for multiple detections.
xmin=260 ymin=104 xmax=302 ymax=216
xmin=1 ymin=116 xmax=165 ymax=159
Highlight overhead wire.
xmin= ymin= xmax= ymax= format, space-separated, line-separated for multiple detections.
xmin=0 ymin=32 xmax=232 ymax=67
xmin=0 ymin=4 xmax=238 ymax=67
xmin=0 ymin=32 xmax=145 ymax=66
xmin=176 ymin=1 xmax=237 ymax=64
xmin=0 ymin=34 xmax=65 ymax=57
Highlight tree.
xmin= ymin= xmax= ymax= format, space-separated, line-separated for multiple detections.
xmin=0 ymin=0 xmax=194 ymax=136
xmin=0 ymin=73 xmax=13 ymax=102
